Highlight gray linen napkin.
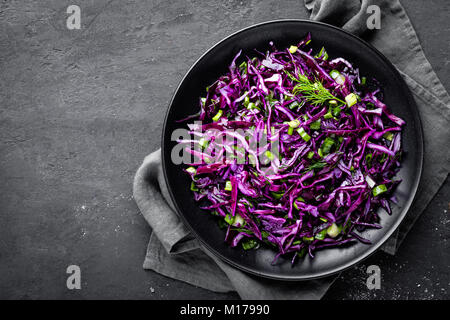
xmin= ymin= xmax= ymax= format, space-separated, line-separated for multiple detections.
xmin=133 ymin=0 xmax=450 ymax=299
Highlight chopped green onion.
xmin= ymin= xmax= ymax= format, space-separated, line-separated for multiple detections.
xmin=297 ymin=127 xmax=311 ymax=142
xmin=327 ymin=223 xmax=341 ymax=238
xmin=224 ymin=214 xmax=234 ymax=225
xmin=287 ymin=119 xmax=300 ymax=135
xmin=265 ymin=150 xmax=275 ymax=160
xmin=289 ymin=45 xmax=298 ymax=53
xmin=232 ymin=214 xmax=245 ymax=227
xmin=361 ymin=77 xmax=367 ymax=85
xmin=335 ymin=74 xmax=346 ymax=85
xmin=372 ymin=184 xmax=388 ymax=196
xmin=224 ymin=213 xmax=246 ymax=228
xmin=383 ymin=132 xmax=394 ymax=141
xmin=224 ymin=181 xmax=232 ymax=191
xmin=324 ymin=105 xmax=341 ymax=120
xmin=307 ymin=151 xmax=315 ymax=159
xmin=324 ymin=110 xmax=334 ymax=119
xmin=247 ymin=102 xmax=256 ymax=110
xmin=186 ymin=167 xmax=196 ymax=175
xmin=328 ymin=99 xmax=338 ymax=106
xmin=303 ymin=236 xmax=314 ymax=242
xmin=345 ymin=93 xmax=359 ymax=107
xmin=212 ymin=109 xmax=223 ymax=121
xmin=319 ymin=217 xmax=328 ymax=223
xmin=190 ymin=181 xmax=198 ymax=191
xmin=332 ymin=106 xmax=342 ymax=117
xmin=242 ymin=239 xmax=258 ymax=250
xmin=302 ymin=114 xmax=309 ymax=121
xmin=318 ymin=148 xmax=324 ymax=158
xmin=315 ymin=228 xmax=328 ymax=240
xmin=288 ymin=119 xmax=300 ymax=128
xmin=288 ymin=101 xmax=300 ymax=110
xmin=330 ymin=70 xmax=340 ymax=79
xmin=310 ymin=120 xmax=321 ymax=130
xmin=271 ymin=191 xmax=284 ymax=200
xmin=243 ymin=95 xmax=250 ymax=107
xmin=198 ymin=137 xmax=208 ymax=149
xmin=287 ymin=127 xmax=294 ymax=135
xmin=320 ymin=137 xmax=335 ymax=154
xmin=293 ymin=196 xmax=305 ymax=210
xmin=329 ymin=70 xmax=346 ymax=84
xmin=315 ymin=47 xmax=328 ymax=60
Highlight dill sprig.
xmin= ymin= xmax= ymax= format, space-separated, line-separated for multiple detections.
xmin=285 ymin=71 xmax=345 ymax=106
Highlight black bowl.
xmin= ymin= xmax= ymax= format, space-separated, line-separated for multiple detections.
xmin=161 ymin=20 xmax=423 ymax=280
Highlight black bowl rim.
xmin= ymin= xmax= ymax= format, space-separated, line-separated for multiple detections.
xmin=161 ymin=19 xmax=424 ymax=281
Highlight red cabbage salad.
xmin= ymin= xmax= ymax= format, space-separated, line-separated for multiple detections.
xmin=180 ymin=33 xmax=404 ymax=264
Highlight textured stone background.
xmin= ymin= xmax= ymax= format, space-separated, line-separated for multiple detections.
xmin=0 ymin=0 xmax=448 ymax=299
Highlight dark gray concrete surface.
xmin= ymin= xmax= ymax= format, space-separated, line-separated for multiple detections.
xmin=0 ymin=0 xmax=448 ymax=299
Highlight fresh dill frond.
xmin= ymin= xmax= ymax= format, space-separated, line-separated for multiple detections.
xmin=285 ymin=70 xmax=345 ymax=106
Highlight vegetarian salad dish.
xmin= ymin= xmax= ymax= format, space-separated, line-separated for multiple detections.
xmin=180 ymin=34 xmax=404 ymax=264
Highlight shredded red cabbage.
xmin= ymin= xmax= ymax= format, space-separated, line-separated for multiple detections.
xmin=181 ymin=34 xmax=404 ymax=264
